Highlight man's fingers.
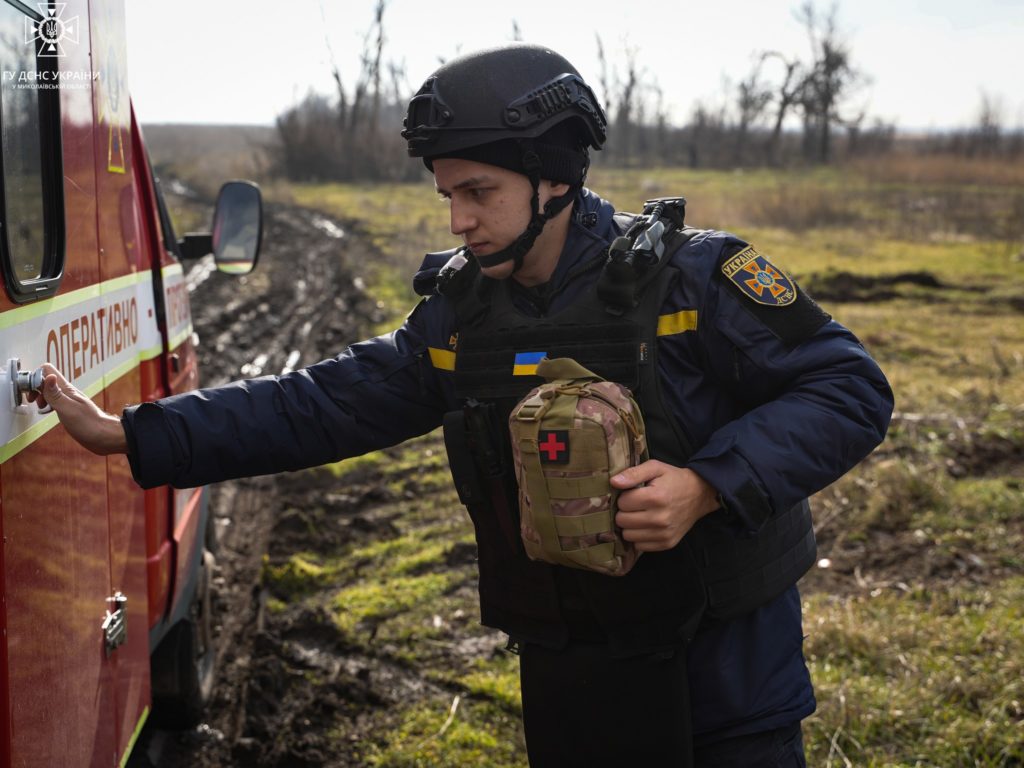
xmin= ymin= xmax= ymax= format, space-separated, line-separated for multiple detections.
xmin=617 ymin=481 xmax=673 ymax=512
xmin=610 ymin=459 xmax=666 ymax=489
xmin=42 ymin=374 xmax=63 ymax=403
xmin=37 ymin=371 xmax=79 ymax=413
xmin=616 ymin=486 xmax=655 ymax=513
xmin=617 ymin=516 xmax=674 ymax=547
xmin=615 ymin=509 xmax=663 ymax=530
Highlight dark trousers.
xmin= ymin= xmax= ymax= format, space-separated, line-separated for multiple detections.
xmin=519 ymin=642 xmax=806 ymax=768
xmin=520 ymin=642 xmax=692 ymax=767
xmin=694 ymin=722 xmax=806 ymax=768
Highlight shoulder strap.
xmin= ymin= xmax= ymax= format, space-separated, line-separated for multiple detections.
xmin=598 ymin=223 xmax=703 ymax=314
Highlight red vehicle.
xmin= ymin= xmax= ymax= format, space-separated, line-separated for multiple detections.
xmin=0 ymin=1 xmax=260 ymax=765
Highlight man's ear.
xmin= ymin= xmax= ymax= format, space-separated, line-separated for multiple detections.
xmin=546 ymin=180 xmax=571 ymax=197
xmin=540 ymin=180 xmax=571 ymax=204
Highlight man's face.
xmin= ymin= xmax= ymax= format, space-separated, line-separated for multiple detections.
xmin=433 ymin=157 xmax=558 ymax=281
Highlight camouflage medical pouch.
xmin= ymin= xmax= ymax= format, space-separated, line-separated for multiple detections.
xmin=509 ymin=358 xmax=648 ymax=577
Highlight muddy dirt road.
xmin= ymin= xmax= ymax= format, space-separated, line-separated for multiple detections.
xmin=130 ymin=199 xmax=394 ymax=766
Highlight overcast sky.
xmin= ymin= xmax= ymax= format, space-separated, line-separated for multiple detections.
xmin=124 ymin=0 xmax=1024 ymax=132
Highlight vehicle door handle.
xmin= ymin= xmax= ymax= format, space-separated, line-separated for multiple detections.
xmin=4 ymin=358 xmax=46 ymax=411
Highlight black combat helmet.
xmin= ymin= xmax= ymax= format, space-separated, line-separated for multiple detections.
xmin=403 ymin=43 xmax=606 ymax=160
xmin=402 ymin=44 xmax=608 ymax=271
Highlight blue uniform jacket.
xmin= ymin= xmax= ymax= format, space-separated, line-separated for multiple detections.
xmin=124 ymin=188 xmax=893 ymax=742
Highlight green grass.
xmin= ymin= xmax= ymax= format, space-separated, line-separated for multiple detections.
xmin=363 ymin=698 xmax=526 ymax=767
xmin=321 ymin=447 xmax=388 ymax=476
xmin=804 ymin=579 xmax=1024 ymax=767
xmin=458 ymin=655 xmax=522 ymax=712
xmin=331 ymin=572 xmax=459 ymax=636
xmin=263 ymin=552 xmax=350 ymax=599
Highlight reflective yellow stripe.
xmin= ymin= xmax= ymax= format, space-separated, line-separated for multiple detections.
xmin=119 ymin=706 xmax=150 ymax=768
xmin=0 ymin=272 xmax=153 ymax=331
xmin=0 ymin=412 xmax=60 ymax=464
xmin=139 ymin=341 xmax=164 ymax=362
xmin=657 ymin=310 xmax=698 ymax=336
xmin=104 ymin=357 xmax=141 ymax=390
xmin=428 ymin=347 xmax=456 ymax=371
xmin=168 ymin=323 xmax=194 ymax=350
xmin=0 ymin=363 xmax=138 ymax=465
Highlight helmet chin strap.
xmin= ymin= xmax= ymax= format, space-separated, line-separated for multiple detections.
xmin=470 ymin=142 xmax=579 ymax=273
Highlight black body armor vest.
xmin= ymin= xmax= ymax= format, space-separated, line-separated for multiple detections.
xmin=439 ymin=211 xmax=815 ymax=653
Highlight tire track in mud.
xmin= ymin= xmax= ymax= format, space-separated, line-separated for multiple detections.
xmin=130 ymin=199 xmax=443 ymax=767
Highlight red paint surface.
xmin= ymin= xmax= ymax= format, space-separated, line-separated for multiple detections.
xmin=0 ymin=1 xmax=208 ymax=764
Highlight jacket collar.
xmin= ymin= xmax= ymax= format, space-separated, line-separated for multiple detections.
xmin=544 ymin=188 xmax=619 ymax=292
xmin=507 ymin=188 xmax=622 ymax=314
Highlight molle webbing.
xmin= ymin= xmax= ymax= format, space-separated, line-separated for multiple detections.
xmin=509 ymin=358 xmax=645 ymax=577
xmin=444 ymin=218 xmax=816 ymax=626
xmin=454 ymin=321 xmax=645 ymax=400
xmin=695 ymin=499 xmax=816 ymax=617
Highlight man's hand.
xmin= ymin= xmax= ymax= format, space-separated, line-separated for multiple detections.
xmin=610 ymin=460 xmax=720 ymax=552
xmin=27 ymin=364 xmax=128 ymax=455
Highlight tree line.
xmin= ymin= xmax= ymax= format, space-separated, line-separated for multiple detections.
xmin=271 ymin=1 xmax=1023 ymax=182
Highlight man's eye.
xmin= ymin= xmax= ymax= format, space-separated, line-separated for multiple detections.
xmin=468 ymin=188 xmax=487 ymax=200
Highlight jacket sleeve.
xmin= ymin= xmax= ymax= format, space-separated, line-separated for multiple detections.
xmin=683 ymin=244 xmax=894 ymax=534
xmin=123 ymin=300 xmax=450 ymax=489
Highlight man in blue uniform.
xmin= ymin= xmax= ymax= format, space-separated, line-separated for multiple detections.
xmin=36 ymin=43 xmax=892 ymax=767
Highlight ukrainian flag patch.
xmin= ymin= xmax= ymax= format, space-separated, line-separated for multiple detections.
xmin=513 ymin=351 xmax=547 ymax=376
xmin=722 ymin=246 xmax=797 ymax=307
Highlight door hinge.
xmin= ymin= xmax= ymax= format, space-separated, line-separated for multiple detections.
xmin=102 ymin=592 xmax=128 ymax=656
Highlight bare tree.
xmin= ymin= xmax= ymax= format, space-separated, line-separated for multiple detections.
xmin=761 ymin=51 xmax=804 ymax=165
xmin=276 ymin=0 xmax=413 ymax=181
xmin=368 ymin=0 xmax=386 ymax=136
xmin=595 ymin=34 xmax=614 ymax=127
xmin=686 ymin=98 xmax=730 ymax=169
xmin=597 ymin=41 xmax=642 ymax=164
xmin=971 ymin=91 xmax=1004 ymax=156
xmin=319 ymin=3 xmax=348 ymax=132
xmin=734 ymin=56 xmax=774 ymax=164
xmin=349 ymin=0 xmax=387 ymax=140
xmin=794 ymin=1 xmax=863 ymax=163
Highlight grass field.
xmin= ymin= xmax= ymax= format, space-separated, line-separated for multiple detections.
xmin=261 ymin=160 xmax=1024 ymax=766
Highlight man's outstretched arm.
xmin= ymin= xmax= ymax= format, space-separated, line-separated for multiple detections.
xmin=28 ymin=363 xmax=128 ymax=455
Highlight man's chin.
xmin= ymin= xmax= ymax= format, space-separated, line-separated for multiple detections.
xmin=478 ymin=260 xmax=516 ymax=280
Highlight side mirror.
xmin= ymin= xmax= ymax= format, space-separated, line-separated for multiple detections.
xmin=212 ymin=180 xmax=262 ymax=275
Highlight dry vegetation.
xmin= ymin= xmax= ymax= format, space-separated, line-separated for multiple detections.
xmin=141 ymin=123 xmax=274 ymax=195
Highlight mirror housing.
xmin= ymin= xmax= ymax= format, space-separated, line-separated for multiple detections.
xmin=212 ymin=180 xmax=262 ymax=275
xmin=178 ymin=233 xmax=212 ymax=260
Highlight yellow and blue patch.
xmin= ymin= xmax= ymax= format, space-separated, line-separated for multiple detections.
xmin=721 ymin=246 xmax=797 ymax=307
xmin=513 ymin=351 xmax=547 ymax=376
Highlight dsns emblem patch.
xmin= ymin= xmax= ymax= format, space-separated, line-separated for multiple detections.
xmin=722 ymin=246 xmax=797 ymax=307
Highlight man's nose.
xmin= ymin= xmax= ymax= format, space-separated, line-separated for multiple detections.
xmin=449 ymin=199 xmax=476 ymax=236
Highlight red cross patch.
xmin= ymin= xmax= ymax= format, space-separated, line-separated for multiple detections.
xmin=538 ymin=430 xmax=569 ymax=464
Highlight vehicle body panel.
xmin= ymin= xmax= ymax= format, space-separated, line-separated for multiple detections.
xmin=0 ymin=0 xmax=213 ymax=764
